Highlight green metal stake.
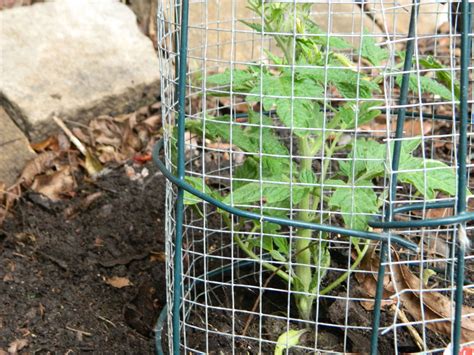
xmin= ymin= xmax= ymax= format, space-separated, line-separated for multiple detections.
xmin=370 ymin=1 xmax=419 ymax=354
xmin=453 ymin=1 xmax=471 ymax=353
xmin=173 ymin=0 xmax=189 ymax=354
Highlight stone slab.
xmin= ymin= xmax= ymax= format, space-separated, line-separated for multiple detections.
xmin=0 ymin=108 xmax=36 ymax=186
xmin=1 ymin=0 xmax=160 ymax=140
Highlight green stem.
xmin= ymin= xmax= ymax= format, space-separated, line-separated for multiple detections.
xmin=234 ymin=234 xmax=292 ymax=283
xmin=294 ymin=136 xmax=315 ymax=319
xmin=221 ymin=211 xmax=292 ymax=283
xmin=320 ymin=240 xmax=369 ymax=295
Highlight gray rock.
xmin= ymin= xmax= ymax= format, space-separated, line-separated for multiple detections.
xmin=1 ymin=0 xmax=160 ymax=140
xmin=0 ymin=107 xmax=36 ymax=186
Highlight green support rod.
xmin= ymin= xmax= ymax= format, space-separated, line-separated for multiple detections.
xmin=369 ymin=211 xmax=474 ymax=229
xmin=453 ymin=1 xmax=471 ymax=353
xmin=391 ymin=200 xmax=456 ymax=215
xmin=172 ymin=0 xmax=190 ymax=353
xmin=370 ymin=1 xmax=419 ymax=354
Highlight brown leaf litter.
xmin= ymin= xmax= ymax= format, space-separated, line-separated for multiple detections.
xmin=356 ymin=245 xmax=474 ymax=343
xmin=0 ymin=102 xmax=162 ymax=227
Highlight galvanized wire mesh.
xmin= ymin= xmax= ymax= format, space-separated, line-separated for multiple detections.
xmin=157 ymin=1 xmax=474 ymax=353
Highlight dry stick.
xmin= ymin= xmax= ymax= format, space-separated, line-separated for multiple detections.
xmin=52 ymin=116 xmax=87 ymax=156
xmin=389 ymin=304 xmax=424 ymax=351
xmin=65 ymin=326 xmax=92 ymax=337
xmin=242 ymin=266 xmax=281 ymax=337
xmin=96 ymin=314 xmax=116 ymax=328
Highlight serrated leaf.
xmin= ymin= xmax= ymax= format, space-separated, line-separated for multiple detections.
xmin=273 ymin=235 xmax=289 ymax=255
xmin=186 ymin=116 xmax=259 ymax=153
xmin=184 ymin=176 xmax=213 ymax=205
xmin=206 ymin=69 xmax=256 ymax=91
xmin=419 ymin=56 xmax=460 ymax=100
xmin=360 ymin=32 xmax=388 ymax=66
xmin=246 ymin=73 xmax=324 ymax=136
xmin=269 ymin=249 xmax=287 ymax=262
xmin=329 ymin=181 xmax=379 ymax=231
xmin=263 ymin=221 xmax=282 ymax=235
xmin=398 ymin=158 xmax=457 ymax=199
xmin=304 ymin=19 xmax=352 ymax=49
xmin=339 ymin=139 xmax=386 ymax=180
xmin=335 ymin=101 xmax=382 ymax=129
xmin=396 ymin=75 xmax=454 ymax=101
xmin=296 ymin=66 xmax=380 ymax=99
xmin=223 ymin=182 xmax=308 ymax=205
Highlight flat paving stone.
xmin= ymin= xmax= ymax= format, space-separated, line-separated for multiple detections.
xmin=0 ymin=107 xmax=36 ymax=186
xmin=1 ymin=0 xmax=160 ymax=140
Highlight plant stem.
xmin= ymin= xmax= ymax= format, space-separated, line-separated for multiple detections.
xmin=234 ymin=234 xmax=292 ymax=283
xmin=294 ymin=136 xmax=315 ymax=319
xmin=320 ymin=240 xmax=369 ymax=295
xmin=221 ymin=212 xmax=292 ymax=283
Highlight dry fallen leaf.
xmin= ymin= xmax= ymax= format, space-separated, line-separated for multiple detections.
xmin=19 ymin=151 xmax=60 ymax=186
xmin=30 ymin=135 xmax=59 ymax=152
xmin=150 ymin=251 xmax=166 ymax=262
xmin=7 ymin=338 xmax=28 ymax=355
xmin=392 ymin=252 xmax=474 ymax=343
xmin=360 ymin=118 xmax=433 ymax=137
xmin=105 ymin=276 xmax=132 ymax=289
xmin=30 ymin=166 xmax=76 ymax=201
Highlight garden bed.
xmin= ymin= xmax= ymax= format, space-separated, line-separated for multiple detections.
xmin=0 ymin=164 xmax=165 ymax=353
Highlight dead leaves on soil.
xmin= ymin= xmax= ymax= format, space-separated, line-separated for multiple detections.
xmin=105 ymin=276 xmax=133 ymax=289
xmin=6 ymin=339 xmax=28 ymax=355
xmin=0 ymin=102 xmax=161 ymax=227
xmin=357 ymin=245 xmax=474 ymax=343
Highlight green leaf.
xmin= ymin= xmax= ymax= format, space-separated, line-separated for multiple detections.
xmin=419 ymin=56 xmax=460 ymax=100
xmin=234 ymin=158 xmax=260 ymax=189
xmin=223 ymin=182 xmax=308 ymax=205
xmin=304 ymin=19 xmax=352 ymax=49
xmin=274 ymin=329 xmax=308 ymax=355
xmin=273 ymin=235 xmax=289 ymax=255
xmin=339 ymin=139 xmax=386 ymax=180
xmin=186 ymin=116 xmax=259 ymax=153
xmin=329 ymin=180 xmax=379 ymax=231
xmin=296 ymin=66 xmax=380 ymax=99
xmin=184 ymin=176 xmax=213 ymax=205
xmin=335 ymin=101 xmax=382 ymax=129
xmin=398 ymin=158 xmax=457 ymax=199
xmin=396 ymin=75 xmax=454 ymax=101
xmin=269 ymin=250 xmax=287 ymax=262
xmin=360 ymin=32 xmax=388 ymax=66
xmin=247 ymin=73 xmax=325 ymax=136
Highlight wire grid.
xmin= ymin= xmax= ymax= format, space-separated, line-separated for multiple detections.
xmin=158 ymin=0 xmax=474 ymax=353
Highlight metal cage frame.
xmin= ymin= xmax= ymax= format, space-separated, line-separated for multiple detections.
xmin=154 ymin=1 xmax=474 ymax=354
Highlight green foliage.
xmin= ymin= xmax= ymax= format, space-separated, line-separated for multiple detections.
xmin=184 ymin=0 xmax=462 ymax=322
xmin=328 ymin=180 xmax=379 ymax=231
xmin=360 ymin=32 xmax=389 ymax=66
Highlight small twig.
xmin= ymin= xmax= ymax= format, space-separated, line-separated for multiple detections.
xmin=390 ymin=305 xmax=424 ymax=351
xmin=52 ymin=116 xmax=87 ymax=156
xmin=242 ymin=268 xmax=280 ymax=337
xmin=65 ymin=326 xmax=92 ymax=337
xmin=96 ymin=314 xmax=116 ymax=328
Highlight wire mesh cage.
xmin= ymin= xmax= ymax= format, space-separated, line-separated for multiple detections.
xmin=155 ymin=0 xmax=474 ymax=353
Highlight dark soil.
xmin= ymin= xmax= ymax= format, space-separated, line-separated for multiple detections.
xmin=0 ymin=163 xmax=165 ymax=354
